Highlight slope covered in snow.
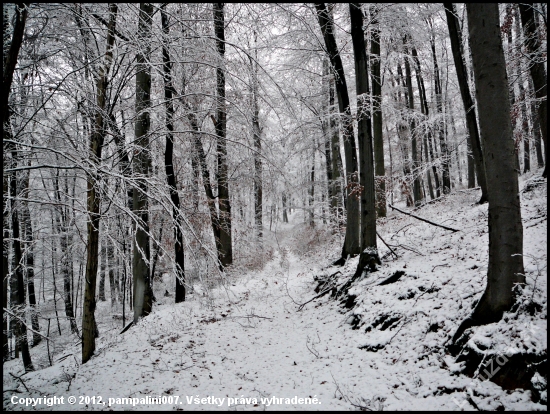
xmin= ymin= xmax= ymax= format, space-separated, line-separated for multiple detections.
xmin=3 ymin=175 xmax=547 ymax=411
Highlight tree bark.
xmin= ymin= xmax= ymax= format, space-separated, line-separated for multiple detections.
xmin=20 ymin=168 xmax=40 ymax=346
xmin=518 ymin=3 xmax=547 ymax=178
xmin=430 ymin=33 xmax=451 ymax=193
xmin=329 ymin=69 xmax=344 ymax=225
xmin=411 ymin=46 xmax=441 ymax=199
xmin=444 ymin=3 xmax=488 ymax=203
xmin=132 ymin=2 xmax=154 ymax=323
xmin=454 ymin=4 xmax=525 ymax=341
xmin=315 ymin=3 xmax=361 ymax=258
xmin=250 ymin=33 xmax=263 ymax=240
xmin=403 ymin=43 xmax=423 ymax=206
xmin=213 ymin=3 xmax=233 ymax=265
xmin=82 ymin=3 xmax=117 ymax=364
xmin=370 ymin=6 xmax=386 ymax=217
xmin=161 ymin=4 xmax=185 ymax=303
xmin=53 ymin=172 xmax=78 ymax=334
xmin=350 ymin=3 xmax=377 ymax=253
xmin=3 ymin=3 xmax=32 ymax=370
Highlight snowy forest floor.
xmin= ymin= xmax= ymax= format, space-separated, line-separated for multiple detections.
xmin=3 ymin=173 xmax=547 ymax=411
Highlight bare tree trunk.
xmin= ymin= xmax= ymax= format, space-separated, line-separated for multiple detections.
xmin=9 ymin=147 xmax=34 ymax=371
xmin=213 ymin=3 xmax=233 ymax=266
xmin=315 ymin=3 xmax=361 ymax=259
xmin=528 ymin=75 xmax=544 ymax=168
xmin=99 ymin=239 xmax=107 ymax=301
xmin=350 ymin=3 xmax=377 ymax=255
xmin=403 ymin=43 xmax=423 ymax=206
xmin=518 ymin=3 xmax=547 ymax=178
xmin=188 ymin=113 xmax=223 ymax=264
xmin=454 ymin=4 xmax=525 ymax=342
xmin=322 ymin=58 xmax=334 ymax=224
xmin=82 ymin=3 xmax=117 ymax=364
xmin=132 ymin=2 xmax=154 ymax=323
xmin=395 ymin=62 xmax=414 ymax=207
xmin=20 ymin=168 xmax=40 ymax=346
xmin=412 ymin=46 xmax=441 ymax=199
xmin=309 ymin=146 xmax=315 ymax=228
xmin=370 ymin=5 xmax=386 ymax=218
xmin=2 ymin=171 xmax=8 ymax=360
xmin=160 ymin=4 xmax=185 ymax=302
xmin=329 ymin=71 xmax=344 ymax=226
xmin=444 ymin=3 xmax=488 ymax=203
xmin=107 ymin=239 xmax=116 ymax=307
xmin=430 ymin=33 xmax=451 ymax=193
xmin=53 ymin=172 xmax=78 ymax=334
xmin=250 ymin=37 xmax=263 ymax=240
xmin=3 ymin=2 xmax=31 ymax=370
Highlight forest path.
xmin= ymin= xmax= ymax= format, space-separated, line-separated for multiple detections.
xmin=169 ymin=244 xmax=386 ymax=410
xmin=3 ymin=180 xmax=546 ymax=411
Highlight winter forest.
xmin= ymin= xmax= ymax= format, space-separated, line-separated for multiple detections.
xmin=2 ymin=2 xmax=547 ymax=411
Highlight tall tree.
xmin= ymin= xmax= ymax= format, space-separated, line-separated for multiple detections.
xmin=429 ymin=26 xmax=451 ymax=193
xmin=349 ymin=3 xmax=376 ymax=254
xmin=160 ymin=4 xmax=185 ymax=303
xmin=403 ymin=40 xmax=424 ymax=206
xmin=348 ymin=2 xmax=382 ymax=280
xmin=249 ymin=30 xmax=263 ymax=240
xmin=315 ymin=3 xmax=361 ymax=259
xmin=444 ymin=3 xmax=489 ymax=203
xmin=329 ymin=68 xmax=344 ymax=225
xmin=212 ymin=3 xmax=233 ymax=265
xmin=370 ymin=5 xmax=386 ymax=217
xmin=518 ymin=3 xmax=547 ymax=178
xmin=3 ymin=3 xmax=31 ymax=369
xmin=454 ymin=3 xmax=525 ymax=342
xmin=82 ymin=3 xmax=117 ymax=364
xmin=133 ymin=2 xmax=154 ymax=322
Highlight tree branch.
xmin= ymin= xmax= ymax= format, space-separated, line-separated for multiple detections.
xmin=389 ymin=204 xmax=459 ymax=232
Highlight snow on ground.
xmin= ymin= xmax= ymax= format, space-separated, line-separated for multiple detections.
xmin=3 ymin=173 xmax=547 ymax=411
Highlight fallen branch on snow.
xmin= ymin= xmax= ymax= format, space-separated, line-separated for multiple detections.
xmin=389 ymin=204 xmax=460 ymax=232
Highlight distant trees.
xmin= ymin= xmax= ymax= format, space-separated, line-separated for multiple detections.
xmin=518 ymin=3 xmax=547 ymax=178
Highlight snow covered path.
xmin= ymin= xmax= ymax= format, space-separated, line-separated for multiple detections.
xmin=3 ymin=180 xmax=546 ymax=411
xmin=5 ymin=246 xmax=389 ymax=411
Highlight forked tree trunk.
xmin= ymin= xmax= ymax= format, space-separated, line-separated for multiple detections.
xmin=444 ymin=3 xmax=488 ymax=203
xmin=315 ymin=3 xmax=361 ymax=259
xmin=454 ymin=3 xmax=525 ymax=343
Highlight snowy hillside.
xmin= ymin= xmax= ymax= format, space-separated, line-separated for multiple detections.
xmin=3 ymin=174 xmax=546 ymax=411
